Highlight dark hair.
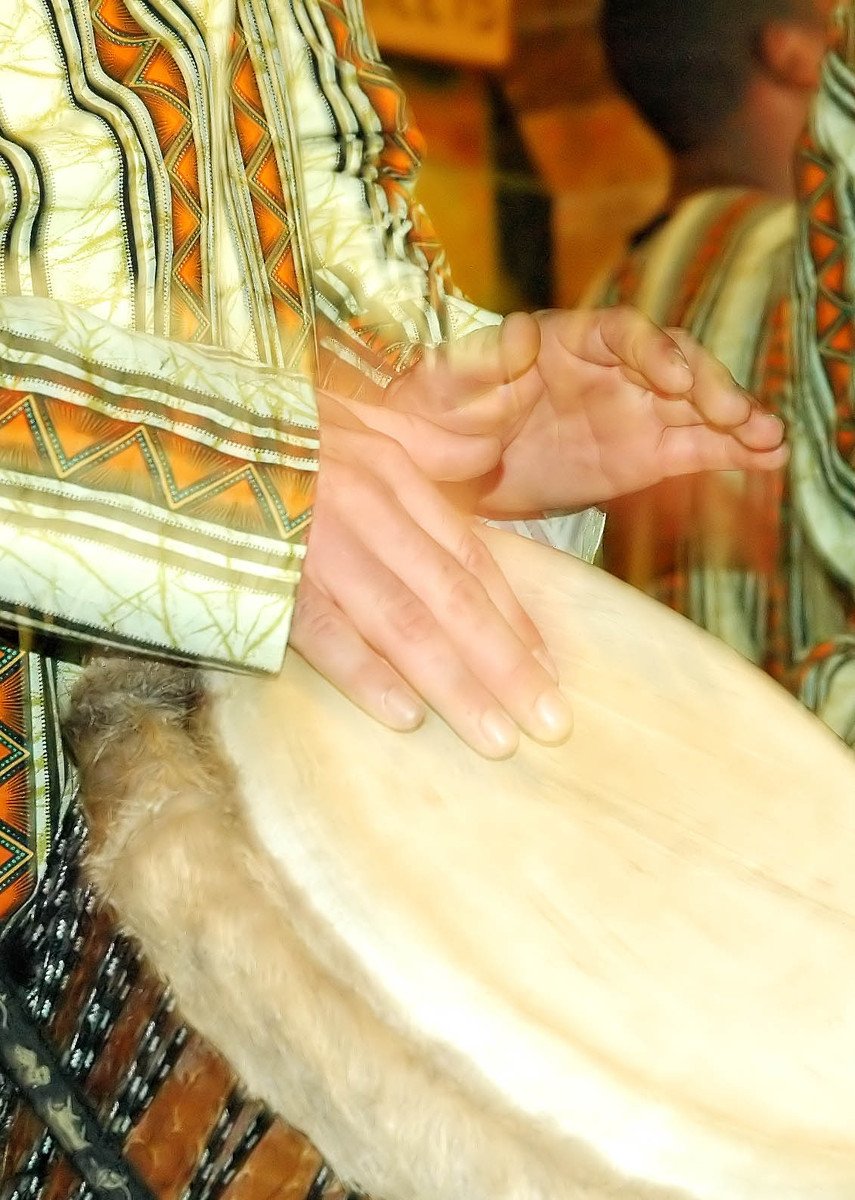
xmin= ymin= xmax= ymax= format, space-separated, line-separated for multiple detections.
xmin=600 ymin=0 xmax=807 ymax=152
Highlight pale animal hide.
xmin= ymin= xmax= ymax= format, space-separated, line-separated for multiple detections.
xmin=64 ymin=531 xmax=855 ymax=1200
xmin=66 ymin=658 xmax=683 ymax=1200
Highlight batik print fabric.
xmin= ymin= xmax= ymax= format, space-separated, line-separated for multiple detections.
xmin=0 ymin=0 xmax=501 ymax=920
xmin=790 ymin=37 xmax=855 ymax=742
xmin=591 ymin=35 xmax=855 ymax=746
xmin=591 ymin=190 xmax=794 ymax=667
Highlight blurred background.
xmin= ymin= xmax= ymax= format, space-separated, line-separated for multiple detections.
xmin=364 ymin=0 xmax=669 ymax=313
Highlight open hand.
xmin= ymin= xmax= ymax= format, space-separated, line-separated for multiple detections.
xmin=343 ymin=307 xmax=788 ymax=518
xmin=289 ymin=394 xmax=572 ymax=758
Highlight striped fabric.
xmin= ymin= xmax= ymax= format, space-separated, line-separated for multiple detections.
xmin=0 ymin=0 xmax=505 ymax=921
xmin=590 ymin=42 xmax=855 ymax=746
xmin=0 ymin=3 xmax=607 ymax=1194
xmin=789 ymin=42 xmax=855 ymax=742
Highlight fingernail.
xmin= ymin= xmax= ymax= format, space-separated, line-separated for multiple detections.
xmin=668 ymin=343 xmax=691 ymax=372
xmin=384 ymin=687 xmax=424 ymax=730
xmin=480 ymin=709 xmax=519 ymax=756
xmin=533 ymin=689 xmax=573 ymax=743
xmin=756 ymin=407 xmax=783 ymax=425
xmin=533 ymin=644 xmax=559 ymax=682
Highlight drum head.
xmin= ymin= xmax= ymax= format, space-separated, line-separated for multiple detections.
xmin=209 ymin=529 xmax=855 ymax=1199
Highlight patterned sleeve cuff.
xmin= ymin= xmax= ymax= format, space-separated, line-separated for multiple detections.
xmin=0 ymin=296 xmax=318 ymax=672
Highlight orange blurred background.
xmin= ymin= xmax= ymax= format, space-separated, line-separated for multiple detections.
xmin=364 ymin=0 xmax=670 ymax=312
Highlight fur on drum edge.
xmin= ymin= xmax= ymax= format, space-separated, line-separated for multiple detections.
xmin=61 ymin=520 xmax=855 ymax=1200
xmin=64 ymin=657 xmax=686 ymax=1200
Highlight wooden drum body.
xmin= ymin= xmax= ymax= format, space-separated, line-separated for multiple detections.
xmin=68 ymin=529 xmax=855 ymax=1200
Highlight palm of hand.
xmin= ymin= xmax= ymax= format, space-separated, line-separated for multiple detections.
xmin=477 ymin=311 xmax=787 ymax=518
xmin=483 ymin=360 xmax=678 ymax=515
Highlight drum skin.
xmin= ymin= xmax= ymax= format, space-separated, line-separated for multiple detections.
xmin=67 ymin=529 xmax=855 ymax=1200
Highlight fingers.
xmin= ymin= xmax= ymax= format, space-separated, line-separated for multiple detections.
xmin=384 ymin=312 xmax=541 ymax=440
xmin=301 ymin=413 xmax=572 ymax=758
xmin=658 ymin=424 xmax=790 ymax=478
xmin=312 ymin=520 xmax=570 ymax=758
xmin=338 ymin=396 xmax=503 ymax=482
xmin=555 ymin=309 xmax=782 ymax=443
xmin=290 ymin=577 xmax=425 ymax=732
xmin=437 ymin=311 xmax=540 ymax=385
xmin=331 ymin=426 xmax=552 ymax=662
xmin=651 ymin=388 xmax=786 ymax=449
xmin=597 ymin=316 xmax=787 ymax=448
xmin=550 ymin=306 xmax=696 ymax=392
xmin=664 ymin=328 xmax=786 ymax=444
xmin=734 ymin=404 xmax=788 ymax=451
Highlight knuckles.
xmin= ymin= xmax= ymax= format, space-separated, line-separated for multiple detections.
xmin=291 ymin=587 xmax=345 ymax=648
xmin=382 ymin=590 xmax=438 ymax=646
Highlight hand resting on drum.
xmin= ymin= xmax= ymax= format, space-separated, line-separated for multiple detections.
xmin=292 ymin=308 xmax=787 ymax=760
xmin=289 ymin=393 xmax=572 ymax=760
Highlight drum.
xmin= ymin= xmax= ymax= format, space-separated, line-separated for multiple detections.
xmin=67 ymin=528 xmax=855 ymax=1200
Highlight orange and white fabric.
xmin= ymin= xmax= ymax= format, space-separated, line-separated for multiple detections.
xmin=0 ymin=0 xmax=592 ymax=920
xmin=589 ymin=18 xmax=855 ymax=747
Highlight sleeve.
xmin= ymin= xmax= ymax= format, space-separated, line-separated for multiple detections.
xmin=0 ymin=295 xmax=317 ymax=673
xmin=278 ymin=0 xmax=490 ymax=378
xmin=273 ymin=0 xmax=602 ymax=559
xmin=788 ymin=12 xmax=855 ymax=735
xmin=0 ymin=3 xmax=321 ymax=676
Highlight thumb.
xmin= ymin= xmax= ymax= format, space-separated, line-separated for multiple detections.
xmin=439 ymin=310 xmax=540 ymax=386
xmin=341 ymin=397 xmax=504 ymax=482
xmin=385 ymin=312 xmax=541 ymax=437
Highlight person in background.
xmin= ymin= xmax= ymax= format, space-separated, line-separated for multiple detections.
xmin=594 ymin=0 xmax=855 ymax=741
xmin=0 ymin=1 xmax=785 ymax=1196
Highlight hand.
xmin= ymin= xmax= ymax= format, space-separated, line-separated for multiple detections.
xmin=344 ymin=307 xmax=789 ymax=518
xmin=479 ymin=307 xmax=788 ymax=516
xmin=322 ymin=313 xmax=540 ymax=483
xmin=289 ymin=395 xmax=572 ymax=759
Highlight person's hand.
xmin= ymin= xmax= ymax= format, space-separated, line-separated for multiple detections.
xmin=344 ymin=307 xmax=789 ymax=518
xmin=479 ymin=307 xmax=788 ymax=516
xmin=289 ymin=394 xmax=572 ymax=759
xmin=320 ymin=313 xmax=540 ymax=483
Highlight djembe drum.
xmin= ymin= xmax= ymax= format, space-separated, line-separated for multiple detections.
xmin=64 ymin=528 xmax=855 ymax=1200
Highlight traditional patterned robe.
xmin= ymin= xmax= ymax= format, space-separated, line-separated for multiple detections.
xmin=591 ymin=40 xmax=855 ymax=746
xmin=0 ymin=0 xmax=514 ymax=921
xmin=0 ymin=1 xmax=595 ymax=1192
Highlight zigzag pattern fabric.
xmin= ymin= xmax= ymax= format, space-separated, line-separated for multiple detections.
xmin=230 ymin=17 xmax=312 ymax=367
xmin=0 ymin=649 xmax=37 ymax=916
xmin=0 ymin=389 xmax=313 ymax=540
xmin=91 ymin=0 xmax=211 ymax=345
xmin=0 ymin=0 xmax=497 ymax=922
